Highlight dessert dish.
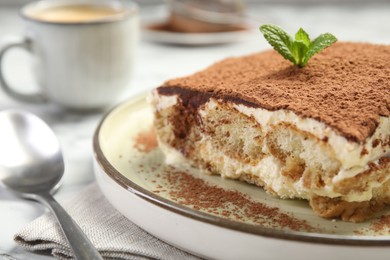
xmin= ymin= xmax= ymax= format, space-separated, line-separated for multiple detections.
xmin=146 ymin=18 xmax=246 ymax=34
xmin=164 ymin=0 xmax=246 ymax=33
xmin=148 ymin=0 xmax=249 ymax=34
xmin=150 ymin=42 xmax=390 ymax=222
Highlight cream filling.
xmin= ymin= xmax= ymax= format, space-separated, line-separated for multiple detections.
xmin=152 ymin=91 xmax=390 ymax=201
xmin=232 ymin=104 xmax=390 ymax=170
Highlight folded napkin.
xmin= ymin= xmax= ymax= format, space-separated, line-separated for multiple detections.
xmin=14 ymin=183 xmax=200 ymax=260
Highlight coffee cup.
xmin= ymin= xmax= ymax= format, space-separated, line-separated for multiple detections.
xmin=0 ymin=0 xmax=138 ymax=110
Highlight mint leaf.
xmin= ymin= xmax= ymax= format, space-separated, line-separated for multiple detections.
xmin=295 ymin=28 xmax=310 ymax=47
xmin=292 ymin=41 xmax=309 ymax=67
xmin=259 ymin=24 xmax=337 ymax=67
xmin=302 ymin=33 xmax=338 ymax=65
xmin=259 ymin=25 xmax=295 ymax=64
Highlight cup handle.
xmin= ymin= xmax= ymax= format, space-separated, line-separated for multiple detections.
xmin=0 ymin=36 xmax=47 ymax=103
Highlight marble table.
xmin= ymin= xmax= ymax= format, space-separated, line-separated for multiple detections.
xmin=1 ymin=2 xmax=390 ymax=259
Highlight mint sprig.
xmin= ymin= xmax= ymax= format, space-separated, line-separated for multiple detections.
xmin=259 ymin=24 xmax=337 ymax=67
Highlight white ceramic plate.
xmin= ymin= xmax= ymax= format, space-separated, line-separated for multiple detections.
xmin=93 ymin=93 xmax=390 ymax=260
xmin=142 ymin=24 xmax=258 ymax=46
xmin=140 ymin=6 xmax=258 ymax=46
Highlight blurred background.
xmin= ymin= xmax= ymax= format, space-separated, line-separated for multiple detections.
xmin=2 ymin=0 xmax=390 ymax=4
xmin=1 ymin=0 xmax=390 ymax=100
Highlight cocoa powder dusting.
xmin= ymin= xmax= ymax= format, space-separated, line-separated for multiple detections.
xmin=161 ymin=170 xmax=315 ymax=232
xmin=159 ymin=42 xmax=390 ymax=143
xmin=134 ymin=128 xmax=158 ymax=153
xmin=370 ymin=215 xmax=390 ymax=233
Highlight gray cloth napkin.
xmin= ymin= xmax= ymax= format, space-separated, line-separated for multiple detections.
xmin=14 ymin=183 xmax=200 ymax=260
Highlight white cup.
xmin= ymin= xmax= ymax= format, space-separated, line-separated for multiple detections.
xmin=0 ymin=0 xmax=138 ymax=110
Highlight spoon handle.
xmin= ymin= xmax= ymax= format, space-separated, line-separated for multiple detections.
xmin=37 ymin=192 xmax=104 ymax=260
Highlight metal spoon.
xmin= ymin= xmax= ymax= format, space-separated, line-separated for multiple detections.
xmin=0 ymin=109 xmax=103 ymax=260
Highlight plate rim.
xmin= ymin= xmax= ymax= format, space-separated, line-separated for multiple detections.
xmin=93 ymin=91 xmax=390 ymax=246
xmin=141 ymin=24 xmax=258 ymax=46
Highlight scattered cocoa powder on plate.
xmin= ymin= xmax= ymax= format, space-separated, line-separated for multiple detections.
xmin=134 ymin=128 xmax=158 ymax=153
xmin=160 ymin=170 xmax=315 ymax=232
xmin=370 ymin=215 xmax=390 ymax=232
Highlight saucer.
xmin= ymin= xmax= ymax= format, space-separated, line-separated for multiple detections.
xmin=140 ymin=6 xmax=258 ymax=46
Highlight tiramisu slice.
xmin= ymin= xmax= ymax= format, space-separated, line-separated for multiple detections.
xmin=150 ymin=42 xmax=390 ymax=222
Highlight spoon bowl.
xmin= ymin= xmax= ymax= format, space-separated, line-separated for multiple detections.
xmin=0 ymin=109 xmax=63 ymax=195
xmin=0 ymin=109 xmax=103 ymax=260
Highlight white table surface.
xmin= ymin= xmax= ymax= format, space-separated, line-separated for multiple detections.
xmin=1 ymin=2 xmax=390 ymax=259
